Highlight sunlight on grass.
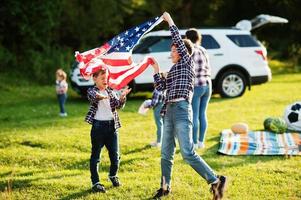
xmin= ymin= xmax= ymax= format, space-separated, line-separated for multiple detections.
xmin=0 ymin=72 xmax=301 ymax=199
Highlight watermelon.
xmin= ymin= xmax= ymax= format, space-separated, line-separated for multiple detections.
xmin=263 ymin=117 xmax=287 ymax=133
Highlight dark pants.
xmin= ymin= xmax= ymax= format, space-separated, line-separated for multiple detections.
xmin=57 ymin=93 xmax=67 ymax=113
xmin=90 ymin=119 xmax=120 ymax=185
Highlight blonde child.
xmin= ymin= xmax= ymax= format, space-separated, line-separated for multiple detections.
xmin=55 ymin=69 xmax=68 ymax=117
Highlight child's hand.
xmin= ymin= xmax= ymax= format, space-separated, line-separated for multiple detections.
xmin=162 ymin=12 xmax=174 ymax=26
xmin=96 ymin=93 xmax=108 ymax=100
xmin=120 ymin=88 xmax=132 ymax=100
xmin=150 ymin=57 xmax=160 ymax=74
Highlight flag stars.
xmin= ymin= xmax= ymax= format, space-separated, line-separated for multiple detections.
xmin=126 ymin=46 xmax=131 ymax=51
xmin=135 ymin=27 xmax=140 ymax=32
xmin=125 ymin=31 xmax=129 ymax=35
xmin=117 ymin=36 xmax=121 ymax=41
xmin=142 ymin=28 xmax=146 ymax=32
xmin=136 ymin=33 xmax=141 ymax=37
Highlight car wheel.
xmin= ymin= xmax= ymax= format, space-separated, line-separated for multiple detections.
xmin=218 ymin=70 xmax=246 ymax=98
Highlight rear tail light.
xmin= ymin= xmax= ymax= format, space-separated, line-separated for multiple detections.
xmin=255 ymin=50 xmax=267 ymax=61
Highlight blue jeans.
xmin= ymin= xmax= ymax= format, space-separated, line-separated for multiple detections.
xmin=57 ymin=93 xmax=67 ymax=114
xmin=192 ymin=83 xmax=212 ymax=144
xmin=153 ymin=102 xmax=163 ymax=143
xmin=90 ymin=120 xmax=120 ymax=185
xmin=160 ymin=100 xmax=217 ymax=187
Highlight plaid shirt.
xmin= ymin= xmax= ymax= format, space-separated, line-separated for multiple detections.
xmin=85 ymin=86 xmax=125 ymax=129
xmin=150 ymin=88 xmax=166 ymax=107
xmin=192 ymin=45 xmax=211 ymax=86
xmin=154 ymin=25 xmax=195 ymax=115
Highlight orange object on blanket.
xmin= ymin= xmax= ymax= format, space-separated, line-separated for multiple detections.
xmin=231 ymin=123 xmax=249 ymax=134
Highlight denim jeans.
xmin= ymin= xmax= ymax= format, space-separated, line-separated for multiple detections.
xmin=192 ymin=83 xmax=212 ymax=144
xmin=153 ymin=102 xmax=163 ymax=143
xmin=90 ymin=120 xmax=120 ymax=185
xmin=160 ymin=100 xmax=217 ymax=187
xmin=57 ymin=93 xmax=67 ymax=114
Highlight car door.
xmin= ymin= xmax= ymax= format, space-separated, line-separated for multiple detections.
xmin=235 ymin=14 xmax=288 ymax=31
xmin=201 ymin=34 xmax=224 ymax=80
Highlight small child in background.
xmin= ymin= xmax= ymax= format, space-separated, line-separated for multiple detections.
xmin=145 ymin=74 xmax=166 ymax=147
xmin=55 ymin=69 xmax=68 ymax=117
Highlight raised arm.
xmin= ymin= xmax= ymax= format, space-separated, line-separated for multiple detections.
xmin=162 ymin=12 xmax=190 ymax=63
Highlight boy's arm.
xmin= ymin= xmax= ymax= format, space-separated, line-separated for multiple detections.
xmin=150 ymin=57 xmax=166 ymax=91
xmin=87 ymin=87 xmax=99 ymax=104
xmin=163 ymin=12 xmax=190 ymax=63
xmin=107 ymin=88 xmax=131 ymax=109
xmin=153 ymin=73 xmax=166 ymax=91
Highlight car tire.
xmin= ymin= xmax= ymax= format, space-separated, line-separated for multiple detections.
xmin=217 ymin=70 xmax=247 ymax=98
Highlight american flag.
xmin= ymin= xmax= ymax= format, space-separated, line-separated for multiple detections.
xmin=75 ymin=16 xmax=163 ymax=90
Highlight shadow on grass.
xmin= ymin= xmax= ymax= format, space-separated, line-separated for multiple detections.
xmin=0 ymin=171 xmax=81 ymax=191
xmin=60 ymin=189 xmax=91 ymax=200
xmin=64 ymin=156 xmax=147 ymax=172
xmin=123 ymin=145 xmax=151 ymax=155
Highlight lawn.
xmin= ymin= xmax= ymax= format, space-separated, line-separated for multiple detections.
xmin=0 ymin=70 xmax=300 ymax=199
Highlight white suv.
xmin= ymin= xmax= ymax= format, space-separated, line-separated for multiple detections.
xmin=70 ymin=14 xmax=287 ymax=98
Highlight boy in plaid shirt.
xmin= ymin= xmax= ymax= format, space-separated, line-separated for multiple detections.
xmin=85 ymin=68 xmax=131 ymax=193
xmin=151 ymin=12 xmax=227 ymax=200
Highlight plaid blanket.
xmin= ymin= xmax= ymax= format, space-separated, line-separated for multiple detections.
xmin=218 ymin=129 xmax=301 ymax=155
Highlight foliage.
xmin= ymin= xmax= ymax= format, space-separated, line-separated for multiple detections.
xmin=1 ymin=0 xmax=301 ymax=83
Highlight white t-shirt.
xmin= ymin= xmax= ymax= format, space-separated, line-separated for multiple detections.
xmin=94 ymin=90 xmax=114 ymax=121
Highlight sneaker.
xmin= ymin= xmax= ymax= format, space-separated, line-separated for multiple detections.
xmin=109 ymin=176 xmax=120 ymax=187
xmin=198 ymin=142 xmax=205 ymax=149
xmin=153 ymin=187 xmax=170 ymax=199
xmin=193 ymin=143 xmax=198 ymax=149
xmin=59 ymin=112 xmax=67 ymax=117
xmin=210 ymin=175 xmax=227 ymax=200
xmin=92 ymin=183 xmax=106 ymax=193
xmin=150 ymin=141 xmax=161 ymax=147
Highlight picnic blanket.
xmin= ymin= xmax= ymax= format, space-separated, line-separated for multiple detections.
xmin=218 ymin=129 xmax=301 ymax=155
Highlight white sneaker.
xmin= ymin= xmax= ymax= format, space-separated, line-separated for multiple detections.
xmin=150 ymin=142 xmax=161 ymax=147
xmin=198 ymin=142 xmax=205 ymax=149
xmin=59 ymin=113 xmax=67 ymax=117
xmin=193 ymin=143 xmax=198 ymax=149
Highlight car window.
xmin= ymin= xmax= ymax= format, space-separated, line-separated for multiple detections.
xmin=201 ymin=35 xmax=220 ymax=49
xmin=149 ymin=37 xmax=172 ymax=52
xmin=227 ymin=34 xmax=260 ymax=47
xmin=133 ymin=36 xmax=161 ymax=53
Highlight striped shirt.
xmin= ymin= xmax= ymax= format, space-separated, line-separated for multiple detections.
xmin=192 ymin=45 xmax=211 ymax=86
xmin=85 ymin=86 xmax=125 ymax=129
xmin=154 ymin=25 xmax=195 ymax=115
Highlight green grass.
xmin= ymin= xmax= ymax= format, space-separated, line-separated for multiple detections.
xmin=0 ymin=71 xmax=301 ymax=199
